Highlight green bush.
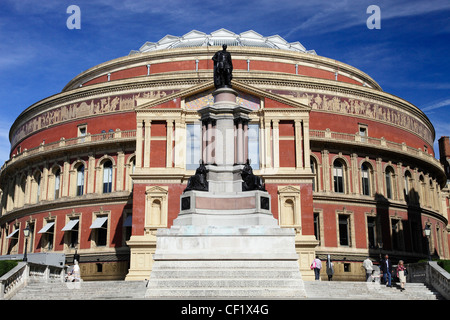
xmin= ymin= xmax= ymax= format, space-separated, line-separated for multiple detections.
xmin=437 ymin=260 xmax=450 ymax=273
xmin=0 ymin=260 xmax=19 ymax=277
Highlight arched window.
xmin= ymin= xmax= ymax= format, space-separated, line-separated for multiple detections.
xmin=385 ymin=166 xmax=395 ymax=199
xmin=419 ymin=175 xmax=426 ymax=206
xmin=311 ymin=157 xmax=318 ymax=192
xmin=54 ymin=168 xmax=61 ymax=199
xmin=103 ymin=160 xmax=113 ymax=193
xmin=361 ymin=163 xmax=371 ymax=196
xmin=404 ymin=170 xmax=412 ymax=202
xmin=34 ymin=172 xmax=41 ymax=203
xmin=76 ymin=165 xmax=85 ymax=196
xmin=333 ymin=160 xmax=345 ymax=193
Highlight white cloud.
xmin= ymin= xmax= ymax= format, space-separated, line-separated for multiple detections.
xmin=422 ymin=98 xmax=450 ymax=112
xmin=282 ymin=0 xmax=450 ymax=36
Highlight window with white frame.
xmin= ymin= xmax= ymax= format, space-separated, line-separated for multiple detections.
xmin=333 ymin=160 xmax=345 ymax=193
xmin=103 ymin=160 xmax=113 ymax=193
xmin=247 ymin=123 xmax=260 ymax=169
xmin=76 ymin=164 xmax=85 ymax=196
xmin=186 ymin=123 xmax=201 ymax=170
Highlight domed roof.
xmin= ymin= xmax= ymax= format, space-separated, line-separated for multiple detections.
xmin=130 ymin=28 xmax=316 ymax=55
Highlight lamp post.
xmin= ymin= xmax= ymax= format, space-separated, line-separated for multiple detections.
xmin=23 ymin=225 xmax=30 ymax=262
xmin=377 ymin=241 xmax=383 ymax=262
xmin=424 ymin=224 xmax=431 ymax=261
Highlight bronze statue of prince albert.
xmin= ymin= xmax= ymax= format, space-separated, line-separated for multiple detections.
xmin=212 ymin=44 xmax=233 ymax=89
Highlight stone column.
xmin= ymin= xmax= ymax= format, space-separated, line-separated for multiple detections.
xmin=116 ymin=151 xmax=125 ymax=191
xmin=303 ymin=119 xmax=311 ymax=169
xmin=264 ymin=120 xmax=272 ymax=168
xmin=294 ymin=120 xmax=303 ymax=169
xmin=135 ymin=121 xmax=143 ymax=168
xmin=166 ymin=120 xmax=173 ymax=168
xmin=174 ymin=120 xmax=186 ymax=169
xmin=244 ymin=120 xmax=249 ymax=163
xmin=143 ymin=120 xmax=151 ymax=168
xmin=236 ymin=119 xmax=244 ymax=164
xmin=87 ymin=154 xmax=95 ymax=194
xmin=272 ymin=120 xmax=280 ymax=169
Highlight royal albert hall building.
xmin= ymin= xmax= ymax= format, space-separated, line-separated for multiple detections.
xmin=1 ymin=29 xmax=449 ymax=281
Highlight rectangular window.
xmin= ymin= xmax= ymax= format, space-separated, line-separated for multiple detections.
xmin=367 ymin=217 xmax=376 ymax=249
xmin=186 ymin=123 xmax=201 ymax=170
xmin=385 ymin=172 xmax=392 ymax=199
xmin=391 ymin=219 xmax=401 ymax=251
xmin=103 ymin=164 xmax=113 ymax=193
xmin=78 ymin=125 xmax=87 ymax=142
xmin=333 ymin=166 xmax=344 ymax=193
xmin=76 ymin=166 xmax=84 ymax=196
xmin=361 ymin=169 xmax=370 ymax=196
xmin=314 ymin=213 xmax=321 ymax=244
xmin=90 ymin=215 xmax=108 ymax=247
xmin=339 ymin=214 xmax=350 ymax=246
xmin=247 ymin=124 xmax=260 ymax=170
xmin=54 ymin=172 xmax=60 ymax=199
xmin=359 ymin=124 xmax=368 ymax=142
xmin=62 ymin=219 xmax=79 ymax=248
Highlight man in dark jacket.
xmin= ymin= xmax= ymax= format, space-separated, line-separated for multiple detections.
xmin=380 ymin=254 xmax=393 ymax=287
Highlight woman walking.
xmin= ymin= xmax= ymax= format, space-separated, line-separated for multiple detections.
xmin=397 ymin=260 xmax=407 ymax=291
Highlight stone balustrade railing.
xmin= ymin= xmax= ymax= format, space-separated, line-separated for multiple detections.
xmin=407 ymin=261 xmax=450 ymax=300
xmin=0 ymin=262 xmax=66 ymax=300
xmin=1 ymin=129 xmax=136 ymax=173
xmin=309 ymin=129 xmax=444 ymax=171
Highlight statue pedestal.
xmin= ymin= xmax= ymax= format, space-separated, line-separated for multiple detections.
xmin=145 ymin=88 xmax=306 ymax=298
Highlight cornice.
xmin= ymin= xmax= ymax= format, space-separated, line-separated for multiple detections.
xmin=9 ymin=69 xmax=433 ymax=149
xmin=0 ymin=192 xmax=132 ymax=225
xmin=62 ymin=46 xmax=381 ymax=92
xmin=312 ymin=193 xmax=448 ymax=225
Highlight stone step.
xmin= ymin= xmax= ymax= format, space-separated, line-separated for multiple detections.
xmin=11 ymin=280 xmax=148 ymax=300
xmin=149 ymin=269 xmax=302 ymax=279
xmin=10 ymin=279 xmax=445 ymax=300
xmin=145 ymin=287 xmax=306 ymax=298
xmin=146 ymin=278 xmax=305 ymax=288
xmin=151 ymin=260 xmax=300 ymax=269
xmin=302 ymin=281 xmax=443 ymax=300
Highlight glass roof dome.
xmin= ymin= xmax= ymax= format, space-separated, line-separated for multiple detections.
xmin=130 ymin=28 xmax=316 ymax=55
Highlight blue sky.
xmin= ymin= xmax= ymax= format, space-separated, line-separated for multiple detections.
xmin=0 ymin=0 xmax=449 ymax=165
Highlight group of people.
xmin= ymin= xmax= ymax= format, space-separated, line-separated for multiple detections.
xmin=65 ymin=260 xmax=81 ymax=282
xmin=363 ymin=254 xmax=408 ymax=291
xmin=310 ymin=254 xmax=408 ymax=291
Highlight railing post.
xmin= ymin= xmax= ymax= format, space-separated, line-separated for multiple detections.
xmin=44 ymin=266 xmax=50 ymax=282
xmin=0 ymin=281 xmax=5 ymax=299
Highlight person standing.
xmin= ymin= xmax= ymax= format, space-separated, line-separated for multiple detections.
xmin=326 ymin=259 xmax=334 ymax=281
xmin=380 ymin=254 xmax=392 ymax=287
xmin=396 ymin=260 xmax=407 ymax=291
xmin=311 ymin=256 xmax=322 ymax=280
xmin=363 ymin=257 xmax=373 ymax=281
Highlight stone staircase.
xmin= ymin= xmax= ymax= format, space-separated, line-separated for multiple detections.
xmin=10 ymin=280 xmax=148 ymax=300
xmin=9 ymin=279 xmax=445 ymax=300
xmin=145 ymin=260 xmax=306 ymax=298
xmin=303 ymin=281 xmax=444 ymax=300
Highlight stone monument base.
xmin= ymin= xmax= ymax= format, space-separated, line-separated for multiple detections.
xmin=145 ymin=225 xmax=306 ymax=298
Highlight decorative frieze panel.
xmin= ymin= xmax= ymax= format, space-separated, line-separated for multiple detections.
xmin=11 ymin=89 xmax=178 ymax=148
xmin=267 ymin=89 xmax=433 ymax=145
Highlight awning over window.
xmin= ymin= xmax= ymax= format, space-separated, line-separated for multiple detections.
xmin=123 ymin=215 xmax=132 ymax=227
xmin=38 ymin=222 xmax=55 ymax=234
xmin=61 ymin=219 xmax=79 ymax=232
xmin=6 ymin=229 xmax=19 ymax=239
xmin=90 ymin=217 xmax=108 ymax=229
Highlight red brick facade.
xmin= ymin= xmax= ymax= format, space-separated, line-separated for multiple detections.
xmin=1 ymin=36 xmax=448 ymax=280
